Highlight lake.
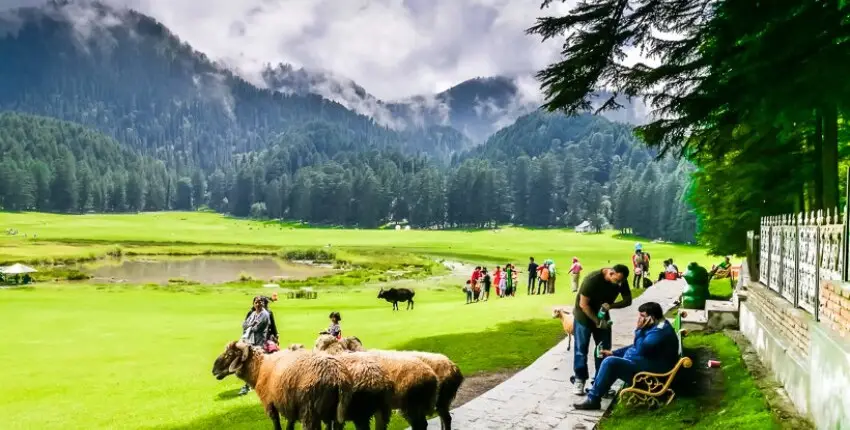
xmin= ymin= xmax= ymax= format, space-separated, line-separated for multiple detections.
xmin=88 ymin=256 xmax=334 ymax=284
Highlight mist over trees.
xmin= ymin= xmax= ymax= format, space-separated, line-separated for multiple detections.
xmin=0 ymin=1 xmax=697 ymax=244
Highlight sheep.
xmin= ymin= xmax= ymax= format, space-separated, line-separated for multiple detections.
xmin=211 ymin=341 xmax=353 ymax=430
xmin=340 ymin=336 xmax=365 ymax=352
xmin=398 ymin=351 xmax=463 ymax=430
xmin=334 ymin=352 xmax=394 ymax=430
xmin=287 ymin=336 xmax=392 ymax=430
xmin=552 ymin=307 xmax=574 ymax=351
xmin=326 ymin=337 xmax=463 ymax=430
xmin=312 ymin=336 xmax=439 ymax=430
xmin=364 ymin=350 xmax=439 ymax=430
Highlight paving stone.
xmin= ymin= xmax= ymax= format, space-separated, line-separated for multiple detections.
xmin=412 ymin=280 xmax=684 ymax=430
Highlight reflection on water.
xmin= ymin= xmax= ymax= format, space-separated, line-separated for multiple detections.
xmin=88 ymin=257 xmax=333 ymax=285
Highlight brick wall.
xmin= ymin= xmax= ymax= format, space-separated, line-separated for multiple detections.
xmin=746 ymin=282 xmax=812 ymax=359
xmin=820 ymin=281 xmax=850 ymax=338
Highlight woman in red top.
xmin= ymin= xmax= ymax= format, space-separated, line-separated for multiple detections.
xmin=493 ymin=266 xmax=502 ymax=296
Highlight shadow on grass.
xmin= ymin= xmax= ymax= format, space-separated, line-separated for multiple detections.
xmin=152 ymin=404 xmax=268 ymax=430
xmin=215 ymin=388 xmax=244 ymax=402
xmin=393 ymin=318 xmax=565 ymax=375
xmin=155 ymin=319 xmax=565 ymax=430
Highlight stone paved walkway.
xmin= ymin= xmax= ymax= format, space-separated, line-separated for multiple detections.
xmin=416 ymin=279 xmax=685 ymax=430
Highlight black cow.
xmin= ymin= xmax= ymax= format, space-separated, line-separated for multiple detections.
xmin=377 ymin=287 xmax=415 ymax=310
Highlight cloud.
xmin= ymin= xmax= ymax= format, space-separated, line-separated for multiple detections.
xmin=3 ymin=0 xmax=653 ymax=134
xmin=5 ymin=0 xmax=577 ymax=101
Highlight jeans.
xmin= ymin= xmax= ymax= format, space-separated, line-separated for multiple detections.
xmin=633 ymin=273 xmax=644 ymax=289
xmin=528 ymin=275 xmax=536 ymax=294
xmin=587 ymin=356 xmax=638 ymax=401
xmin=573 ymin=319 xmax=612 ymax=381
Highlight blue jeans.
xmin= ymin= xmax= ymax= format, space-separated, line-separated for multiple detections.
xmin=573 ymin=319 xmax=612 ymax=381
xmin=587 ymin=356 xmax=638 ymax=402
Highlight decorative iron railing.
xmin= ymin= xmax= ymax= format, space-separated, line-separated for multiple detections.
xmin=756 ymin=208 xmax=847 ymax=320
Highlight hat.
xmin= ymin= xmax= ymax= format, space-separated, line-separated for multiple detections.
xmin=572 ymin=257 xmax=579 ymax=263
xmin=635 ymin=242 xmax=643 ymax=251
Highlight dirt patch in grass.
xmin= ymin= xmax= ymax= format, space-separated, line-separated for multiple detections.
xmin=452 ymin=369 xmax=519 ymax=407
xmin=725 ymin=330 xmax=815 ymax=430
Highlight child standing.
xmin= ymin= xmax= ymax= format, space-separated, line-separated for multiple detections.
xmin=464 ymin=280 xmax=474 ymax=304
xmin=320 ymin=311 xmax=342 ymax=339
xmin=493 ymin=266 xmax=503 ymax=296
xmin=482 ymin=268 xmax=491 ymax=301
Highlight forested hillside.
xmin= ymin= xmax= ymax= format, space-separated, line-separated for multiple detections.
xmin=0 ymin=112 xmax=169 ymax=213
xmin=0 ymin=2 xmax=696 ymax=243
xmin=451 ymin=113 xmax=696 ymax=242
xmin=0 ymin=3 xmax=469 ymax=168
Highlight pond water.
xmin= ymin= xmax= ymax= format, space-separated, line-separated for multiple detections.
xmin=88 ymin=256 xmax=334 ymax=285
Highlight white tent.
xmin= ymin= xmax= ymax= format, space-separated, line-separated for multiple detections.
xmin=574 ymin=220 xmax=594 ymax=233
xmin=0 ymin=263 xmax=37 ymax=275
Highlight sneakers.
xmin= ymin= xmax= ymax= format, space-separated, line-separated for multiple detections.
xmin=572 ymin=379 xmax=586 ymax=396
xmin=573 ymin=398 xmax=602 ymax=410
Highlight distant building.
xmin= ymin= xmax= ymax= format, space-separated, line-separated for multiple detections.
xmin=575 ymin=220 xmax=594 ymax=233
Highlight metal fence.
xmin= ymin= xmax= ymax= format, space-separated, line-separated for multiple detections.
xmin=755 ymin=208 xmax=847 ymax=320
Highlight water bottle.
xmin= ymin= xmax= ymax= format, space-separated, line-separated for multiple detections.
xmin=597 ymin=308 xmax=613 ymax=327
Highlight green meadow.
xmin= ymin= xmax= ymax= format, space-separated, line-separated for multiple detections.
xmin=1 ymin=211 xmax=726 ymax=429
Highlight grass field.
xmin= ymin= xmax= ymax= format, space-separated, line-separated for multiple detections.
xmin=602 ymin=332 xmax=778 ymax=430
xmin=1 ymin=211 xmax=722 ymax=429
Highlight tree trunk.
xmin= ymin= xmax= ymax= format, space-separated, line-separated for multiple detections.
xmin=813 ymin=109 xmax=824 ymax=210
xmin=822 ymin=104 xmax=839 ymax=210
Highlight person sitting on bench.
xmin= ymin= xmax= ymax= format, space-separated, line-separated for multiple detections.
xmin=573 ymin=301 xmax=679 ymax=410
xmin=710 ymin=256 xmax=732 ymax=278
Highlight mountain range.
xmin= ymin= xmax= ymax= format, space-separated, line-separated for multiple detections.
xmin=0 ymin=1 xmax=691 ymax=242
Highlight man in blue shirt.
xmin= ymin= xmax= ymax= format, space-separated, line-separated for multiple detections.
xmin=573 ymin=301 xmax=679 ymax=410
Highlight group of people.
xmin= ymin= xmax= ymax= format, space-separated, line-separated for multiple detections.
xmin=464 ymin=257 xmax=583 ymax=303
xmin=569 ymin=263 xmax=681 ymax=411
xmin=238 ymin=292 xmax=343 ymax=395
xmin=464 ymin=265 xmax=516 ymax=303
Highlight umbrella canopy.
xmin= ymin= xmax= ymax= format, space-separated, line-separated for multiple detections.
xmin=1 ymin=263 xmax=37 ymax=274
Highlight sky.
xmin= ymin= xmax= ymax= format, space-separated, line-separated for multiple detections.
xmin=1 ymin=0 xmax=593 ymax=100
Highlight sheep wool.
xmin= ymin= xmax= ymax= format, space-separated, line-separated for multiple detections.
xmin=212 ymin=342 xmax=353 ymax=430
xmin=364 ymin=350 xmax=439 ymax=430
xmin=335 ymin=352 xmax=394 ymax=430
xmin=397 ymin=351 xmax=464 ymax=430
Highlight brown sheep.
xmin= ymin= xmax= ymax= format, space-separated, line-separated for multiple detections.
xmin=332 ymin=338 xmax=464 ymax=430
xmin=335 ymin=352 xmax=394 ymax=430
xmin=293 ymin=338 xmax=393 ymax=430
xmin=211 ymin=341 xmax=353 ymax=430
xmin=552 ymin=307 xmax=574 ymax=351
xmin=312 ymin=336 xmax=439 ymax=430
xmin=398 ymin=351 xmax=463 ymax=430
xmin=364 ymin=350 xmax=439 ymax=430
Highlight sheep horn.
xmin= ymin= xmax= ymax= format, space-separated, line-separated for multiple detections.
xmin=236 ymin=342 xmax=250 ymax=362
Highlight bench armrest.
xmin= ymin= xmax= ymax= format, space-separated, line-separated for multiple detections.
xmin=628 ymin=356 xmax=693 ymax=395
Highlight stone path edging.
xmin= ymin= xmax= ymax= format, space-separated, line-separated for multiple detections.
xmin=413 ymin=279 xmax=685 ymax=430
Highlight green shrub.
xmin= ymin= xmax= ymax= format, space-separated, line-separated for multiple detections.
xmin=280 ymin=249 xmax=337 ymax=262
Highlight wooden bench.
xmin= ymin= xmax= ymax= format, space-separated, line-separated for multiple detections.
xmin=618 ymin=322 xmax=692 ymax=408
